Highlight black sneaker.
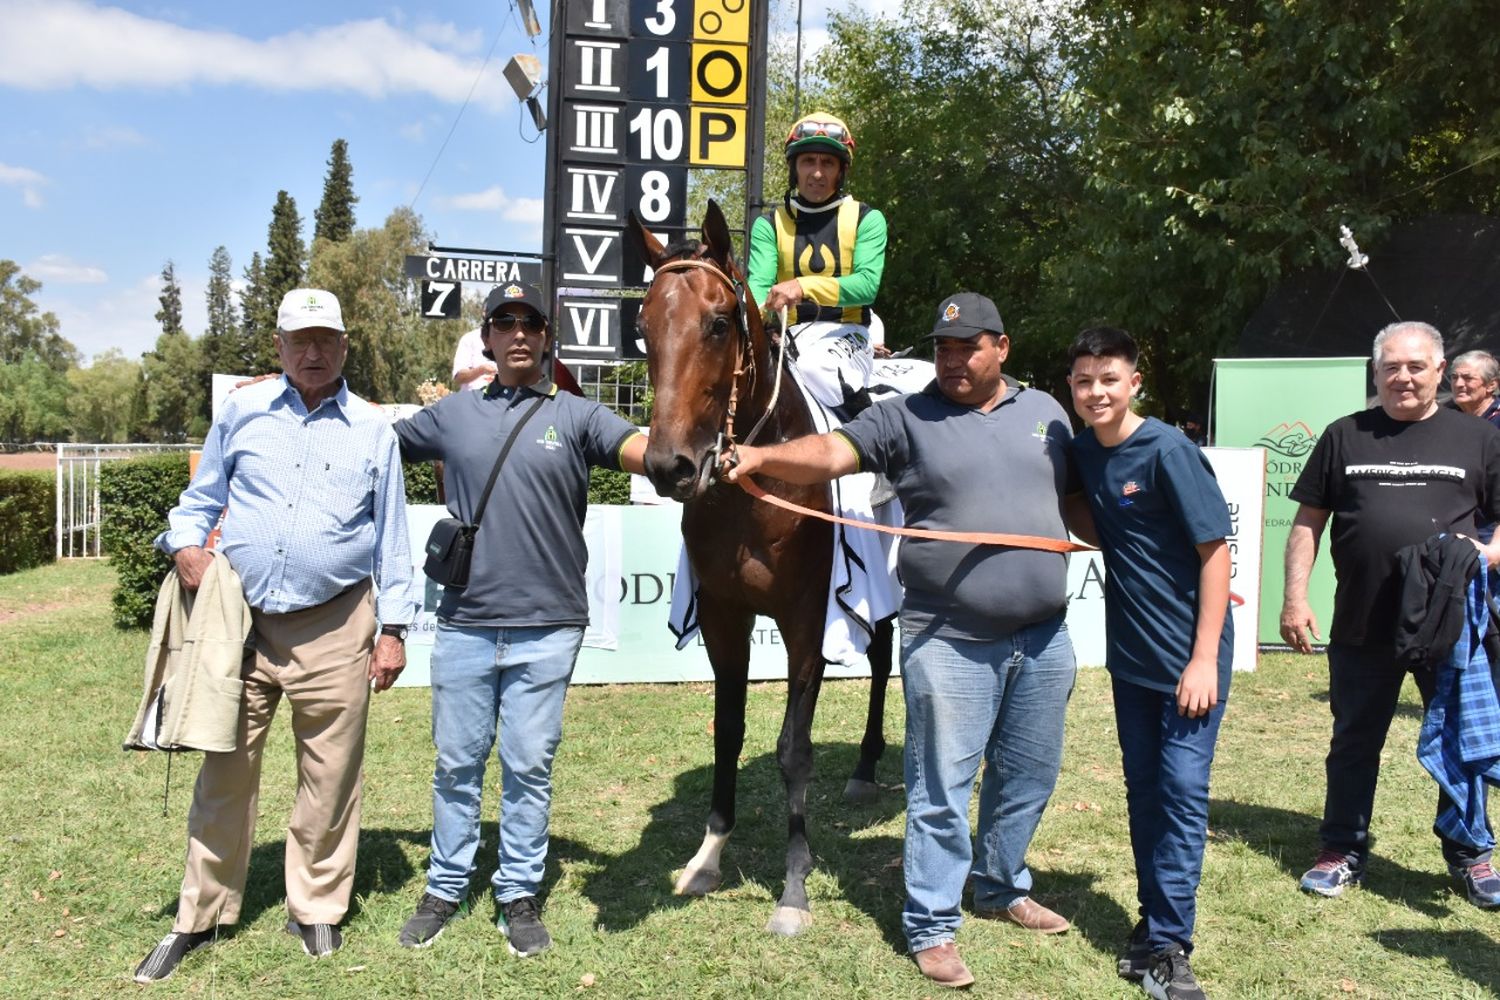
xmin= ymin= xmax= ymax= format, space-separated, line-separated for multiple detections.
xmin=133 ymin=929 xmax=215 ymax=983
xmin=399 ymin=892 xmax=465 ymax=948
xmin=1143 ymin=944 xmax=1207 ymax=1000
xmin=1118 ymin=919 xmax=1150 ymax=981
xmin=499 ymin=896 xmax=551 ymax=957
xmin=285 ymin=920 xmax=342 ymax=958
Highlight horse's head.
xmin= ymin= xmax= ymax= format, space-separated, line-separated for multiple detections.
xmin=627 ymin=200 xmax=762 ymax=502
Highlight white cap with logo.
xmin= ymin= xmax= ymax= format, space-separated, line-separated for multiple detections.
xmin=277 ymin=289 xmax=345 ymax=333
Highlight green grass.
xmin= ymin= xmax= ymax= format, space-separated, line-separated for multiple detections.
xmin=2 ymin=560 xmax=1499 ymax=998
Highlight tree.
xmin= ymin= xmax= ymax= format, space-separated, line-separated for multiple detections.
xmin=313 ymin=139 xmax=359 ymax=244
xmin=68 ymin=349 xmax=141 ymax=443
xmin=0 ymin=259 xmax=78 ymax=371
xmin=1044 ymin=0 xmax=1500 ymax=411
xmin=266 ymin=190 xmax=306 ymax=303
xmin=140 ymin=329 xmax=205 ymax=441
xmin=816 ymin=0 xmax=1080 ymax=375
xmin=308 ymin=206 xmax=461 ymax=403
xmin=155 ymin=260 xmax=184 ymax=337
xmin=238 ymin=250 xmax=278 ymax=374
xmin=0 ymin=358 xmax=70 ymax=442
xmin=198 ymin=246 xmax=238 ymax=419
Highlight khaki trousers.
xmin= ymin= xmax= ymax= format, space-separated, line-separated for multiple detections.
xmin=173 ymin=580 xmax=375 ymax=931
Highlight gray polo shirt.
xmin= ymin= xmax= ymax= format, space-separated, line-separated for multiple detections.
xmin=836 ymin=381 xmax=1078 ymax=640
xmin=395 ymin=379 xmax=639 ymax=627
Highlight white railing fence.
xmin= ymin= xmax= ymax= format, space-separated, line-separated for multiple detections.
xmin=55 ymin=444 xmax=196 ymax=559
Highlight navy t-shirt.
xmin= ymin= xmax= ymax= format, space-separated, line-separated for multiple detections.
xmin=1071 ymin=418 xmax=1234 ymax=696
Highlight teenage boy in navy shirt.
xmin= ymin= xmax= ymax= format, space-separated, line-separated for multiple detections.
xmin=1067 ymin=328 xmax=1233 ymax=1000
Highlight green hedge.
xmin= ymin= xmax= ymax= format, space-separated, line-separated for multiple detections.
xmin=0 ymin=470 xmax=55 ymax=575
xmin=589 ymin=467 xmax=632 ymax=505
xmin=403 ymin=460 xmax=438 ymax=504
xmin=99 ymin=453 xmax=188 ymax=629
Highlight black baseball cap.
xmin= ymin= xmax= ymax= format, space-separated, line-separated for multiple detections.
xmin=483 ymin=282 xmax=549 ymax=324
xmin=925 ymin=292 xmax=1004 ymax=341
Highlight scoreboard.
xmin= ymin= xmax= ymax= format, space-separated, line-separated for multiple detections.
xmin=544 ymin=0 xmax=768 ymax=361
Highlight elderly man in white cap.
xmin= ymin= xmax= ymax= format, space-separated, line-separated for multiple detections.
xmin=134 ymin=288 xmax=418 ymax=983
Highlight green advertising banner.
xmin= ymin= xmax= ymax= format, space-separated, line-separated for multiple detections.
xmin=1213 ymin=357 xmax=1369 ymax=644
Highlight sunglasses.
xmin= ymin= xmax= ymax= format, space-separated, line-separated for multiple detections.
xmin=788 ymin=120 xmax=849 ymax=143
xmin=489 ymin=313 xmax=546 ymax=334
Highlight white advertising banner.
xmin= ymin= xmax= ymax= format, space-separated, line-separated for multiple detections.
xmin=396 ymin=446 xmax=1264 ymax=686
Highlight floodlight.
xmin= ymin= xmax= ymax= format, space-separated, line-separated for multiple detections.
xmin=503 ymin=54 xmax=544 ymax=103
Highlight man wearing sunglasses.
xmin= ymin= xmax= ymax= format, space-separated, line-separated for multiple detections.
xmin=747 ymin=111 xmax=887 ymax=420
xmin=391 ymin=282 xmax=648 ymax=957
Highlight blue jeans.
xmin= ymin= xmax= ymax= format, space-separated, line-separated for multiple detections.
xmin=900 ymin=613 xmax=1077 ymax=952
xmin=425 ymin=621 xmax=583 ymax=904
xmin=1112 ymin=676 xmax=1224 ymax=954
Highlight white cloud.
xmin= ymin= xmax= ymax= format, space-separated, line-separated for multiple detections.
xmin=0 ymin=0 xmax=516 ymax=111
xmin=399 ymin=119 xmax=427 ymax=142
xmin=23 ymin=254 xmax=108 ymax=285
xmin=40 ymin=269 xmax=213 ymax=363
xmin=0 ymin=161 xmax=48 ymax=208
xmin=434 ymin=186 xmax=543 ymax=223
xmin=81 ymin=125 xmax=148 ymax=149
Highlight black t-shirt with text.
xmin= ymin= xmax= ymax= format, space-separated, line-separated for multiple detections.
xmin=1290 ymin=406 xmax=1500 ymax=645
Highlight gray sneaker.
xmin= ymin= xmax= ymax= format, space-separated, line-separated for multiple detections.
xmin=399 ymin=892 xmax=465 ymax=948
xmin=1143 ymin=944 xmax=1207 ymax=1000
xmin=499 ymin=896 xmax=551 ymax=957
xmin=1118 ymin=919 xmax=1150 ymax=981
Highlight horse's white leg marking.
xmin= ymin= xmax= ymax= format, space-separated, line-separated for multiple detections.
xmin=674 ymin=826 xmax=728 ymax=896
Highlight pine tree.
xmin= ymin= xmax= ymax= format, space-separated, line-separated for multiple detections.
xmin=238 ymin=251 xmax=278 ymax=373
xmin=198 ymin=246 xmax=238 ymax=418
xmin=155 ymin=260 xmax=184 ymax=336
xmin=313 ymin=139 xmax=358 ymax=244
xmin=265 ymin=190 xmax=306 ymax=304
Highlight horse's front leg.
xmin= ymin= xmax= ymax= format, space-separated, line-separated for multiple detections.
xmin=766 ymin=625 xmax=826 ymax=936
xmin=675 ymin=600 xmax=752 ymax=897
xmin=845 ymin=615 xmax=895 ymax=803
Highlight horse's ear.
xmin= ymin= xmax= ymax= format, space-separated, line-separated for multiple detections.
xmin=626 ymin=210 xmax=667 ymax=270
xmin=701 ymin=199 xmax=734 ymax=270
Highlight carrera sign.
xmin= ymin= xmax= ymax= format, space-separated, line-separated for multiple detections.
xmin=402 ymin=255 xmax=542 ymax=285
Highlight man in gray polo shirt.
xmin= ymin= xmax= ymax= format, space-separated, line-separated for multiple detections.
xmin=725 ymin=292 xmax=1087 ymax=989
xmin=391 ymin=282 xmax=647 ymax=956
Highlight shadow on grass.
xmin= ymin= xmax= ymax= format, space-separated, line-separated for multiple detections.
xmin=1371 ymin=928 xmax=1500 ymax=994
xmin=560 ymin=745 xmax=908 ymax=945
xmin=1210 ymin=798 xmax=1451 ymax=917
xmin=152 ymin=826 xmax=428 ymax=927
xmin=1306 ymin=687 xmax=1424 ymax=721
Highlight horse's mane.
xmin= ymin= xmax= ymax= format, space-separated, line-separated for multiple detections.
xmin=660 ymin=238 xmax=742 ymax=275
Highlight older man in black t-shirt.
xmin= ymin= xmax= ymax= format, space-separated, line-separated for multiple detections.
xmin=1281 ymin=321 xmax=1500 ymax=907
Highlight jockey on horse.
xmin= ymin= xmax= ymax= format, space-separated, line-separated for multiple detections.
xmin=748 ymin=112 xmax=888 ymax=420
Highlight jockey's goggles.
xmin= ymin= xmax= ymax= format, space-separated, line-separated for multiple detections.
xmin=787 ymin=120 xmax=850 ymax=144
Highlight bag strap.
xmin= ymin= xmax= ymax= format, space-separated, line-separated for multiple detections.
xmin=471 ymin=393 xmax=548 ymax=528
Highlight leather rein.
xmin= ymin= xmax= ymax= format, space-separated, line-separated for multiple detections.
xmin=647 ymin=257 xmax=1092 ymax=554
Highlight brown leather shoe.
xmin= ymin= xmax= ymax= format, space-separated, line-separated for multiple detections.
xmin=977 ymin=896 xmax=1071 ymax=934
xmin=913 ymin=941 xmax=976 ymax=988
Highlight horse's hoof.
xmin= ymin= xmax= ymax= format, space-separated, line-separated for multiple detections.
xmin=674 ymin=866 xmax=721 ymax=896
xmin=765 ymin=906 xmax=812 ymax=937
xmin=843 ymin=778 xmax=879 ymax=804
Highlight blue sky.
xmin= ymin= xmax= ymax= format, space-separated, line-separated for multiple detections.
xmin=1 ymin=0 xmax=872 ymax=363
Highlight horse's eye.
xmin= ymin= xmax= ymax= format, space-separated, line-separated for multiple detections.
xmin=710 ymin=315 xmax=732 ymax=338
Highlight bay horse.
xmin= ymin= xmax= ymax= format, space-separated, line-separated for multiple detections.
xmin=626 ymin=202 xmax=895 ymax=936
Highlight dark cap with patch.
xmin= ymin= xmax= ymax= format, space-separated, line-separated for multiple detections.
xmin=483 ymin=281 xmax=549 ymax=324
xmin=925 ymin=292 xmax=1004 ymax=340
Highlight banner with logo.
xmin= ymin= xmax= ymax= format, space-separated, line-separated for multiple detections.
xmin=396 ymin=446 xmax=1265 ymax=685
xmin=1212 ymin=357 xmax=1368 ymax=643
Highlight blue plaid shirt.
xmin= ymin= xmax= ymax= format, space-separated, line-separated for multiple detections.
xmin=1417 ymin=558 xmax=1500 ymax=852
xmin=156 ymin=376 xmax=419 ymax=625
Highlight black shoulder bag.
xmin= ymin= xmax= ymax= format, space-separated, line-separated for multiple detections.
xmin=422 ymin=394 xmax=547 ymax=589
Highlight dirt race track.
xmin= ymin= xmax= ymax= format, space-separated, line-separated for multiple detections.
xmin=0 ymin=453 xmax=56 ymax=471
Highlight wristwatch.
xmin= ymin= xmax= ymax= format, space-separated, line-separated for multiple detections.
xmin=380 ymin=623 xmax=409 ymax=642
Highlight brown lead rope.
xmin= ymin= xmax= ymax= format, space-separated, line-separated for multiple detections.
xmin=735 ymin=474 xmax=1096 ymax=553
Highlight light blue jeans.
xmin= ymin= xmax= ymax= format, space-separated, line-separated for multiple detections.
xmin=425 ymin=621 xmax=583 ymax=905
xmin=900 ymin=613 xmax=1077 ymax=952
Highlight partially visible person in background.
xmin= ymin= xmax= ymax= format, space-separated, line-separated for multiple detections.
xmin=1448 ymin=350 xmax=1500 ymax=428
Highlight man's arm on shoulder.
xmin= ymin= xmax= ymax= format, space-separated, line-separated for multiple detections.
xmin=1280 ymin=503 xmax=1331 ymax=652
xmin=393 ymin=399 xmax=445 ymax=462
xmin=724 ymin=432 xmax=858 ymax=486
